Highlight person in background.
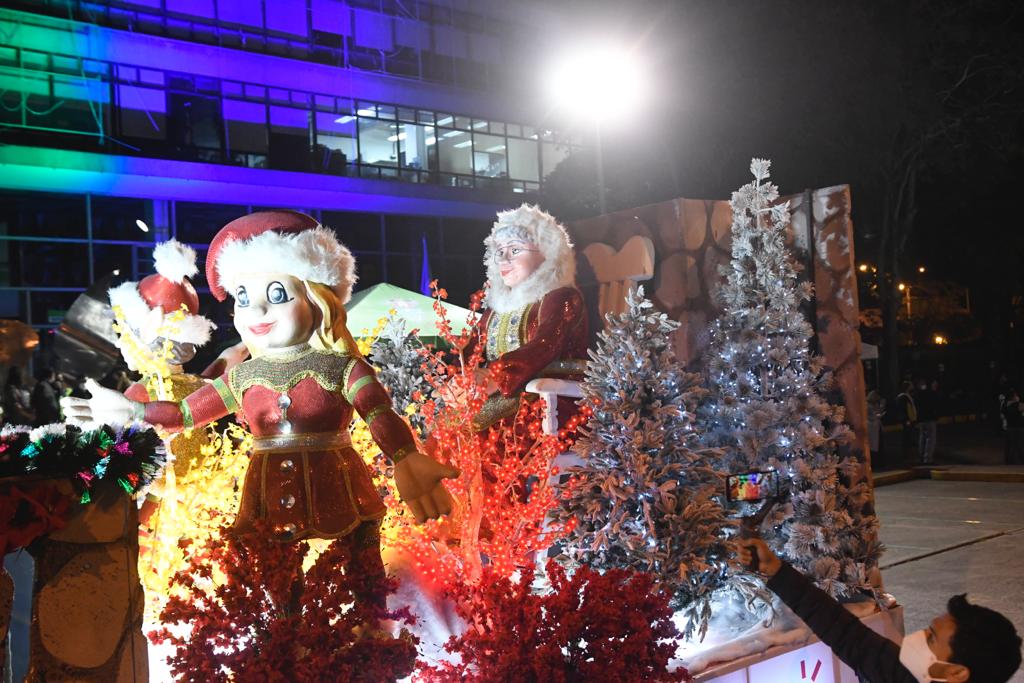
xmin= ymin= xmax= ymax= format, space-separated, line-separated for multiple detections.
xmin=2 ymin=366 xmax=35 ymax=426
xmin=896 ymin=381 xmax=917 ymax=465
xmin=915 ymin=378 xmax=940 ymax=465
xmin=1002 ymin=388 xmax=1024 ymax=465
xmin=30 ymin=366 xmax=61 ymax=426
xmin=867 ymin=388 xmax=886 ymax=468
xmin=735 ymin=537 xmax=1022 ymax=683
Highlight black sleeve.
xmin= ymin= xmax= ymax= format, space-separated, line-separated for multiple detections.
xmin=767 ymin=563 xmax=916 ymax=683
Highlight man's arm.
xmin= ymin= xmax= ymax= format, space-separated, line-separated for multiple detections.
xmin=737 ymin=540 xmax=915 ymax=683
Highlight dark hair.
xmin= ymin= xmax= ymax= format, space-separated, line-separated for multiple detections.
xmin=5 ymin=366 xmax=24 ymax=388
xmin=34 ymin=366 xmax=55 ymax=382
xmin=947 ymin=594 xmax=1022 ymax=682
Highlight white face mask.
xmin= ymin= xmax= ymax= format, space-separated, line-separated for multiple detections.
xmin=899 ymin=629 xmax=950 ymax=683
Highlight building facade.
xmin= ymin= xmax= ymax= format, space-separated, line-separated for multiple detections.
xmin=0 ymin=0 xmax=579 ymax=348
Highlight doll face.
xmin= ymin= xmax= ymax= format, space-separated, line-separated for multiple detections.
xmin=493 ymin=238 xmax=545 ymax=288
xmin=232 ymin=273 xmax=316 ymax=354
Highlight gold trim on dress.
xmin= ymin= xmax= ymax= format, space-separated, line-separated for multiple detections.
xmin=228 ymin=349 xmax=351 ymax=397
xmin=252 ymin=431 xmax=353 ymax=453
xmin=363 ymin=403 xmax=391 ymax=427
xmin=345 ymin=374 xmax=376 ymax=404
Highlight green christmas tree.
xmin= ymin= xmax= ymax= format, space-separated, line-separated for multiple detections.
xmin=554 ymin=287 xmax=732 ymax=640
xmin=699 ymin=158 xmax=881 ymax=601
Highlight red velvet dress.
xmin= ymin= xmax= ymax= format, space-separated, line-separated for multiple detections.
xmin=471 ymin=286 xmax=589 ymax=430
xmin=140 ymin=345 xmax=417 ymax=541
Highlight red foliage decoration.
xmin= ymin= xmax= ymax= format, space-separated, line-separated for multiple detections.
xmin=419 ymin=559 xmax=692 ymax=683
xmin=379 ymin=282 xmax=580 ymax=593
xmin=150 ymin=522 xmax=418 ymax=682
xmin=0 ymin=482 xmax=71 ymax=555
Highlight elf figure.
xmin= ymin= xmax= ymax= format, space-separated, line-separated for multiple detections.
xmin=65 ymin=211 xmax=458 ymax=610
xmin=471 ymin=204 xmax=588 ymax=431
xmin=107 ymin=240 xmax=216 ymax=532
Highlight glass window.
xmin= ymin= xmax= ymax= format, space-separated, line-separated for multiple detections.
xmin=12 ymin=242 xmax=88 ymax=287
xmin=473 ymin=133 xmax=507 ymax=177
xmin=398 ymin=107 xmax=416 ymax=123
xmin=92 ymin=243 xmax=135 ymax=281
xmin=417 ymin=110 xmax=435 ymax=126
xmin=117 ymin=84 xmax=166 ymax=140
xmin=323 ymin=211 xmax=381 ymax=252
xmin=398 ymin=123 xmax=436 ymax=172
xmin=541 ymin=141 xmax=570 ymax=179
xmin=223 ymin=99 xmax=268 ymax=155
xmin=454 ymin=115 xmax=471 ymax=130
xmin=357 ymin=118 xmax=397 ymax=166
xmin=438 ymin=131 xmax=472 ymax=176
xmin=0 ymin=190 xmax=87 ymax=239
xmin=91 ymin=197 xmax=150 ymax=241
xmin=385 ymin=253 xmax=420 ymax=292
xmin=507 ymin=137 xmax=539 ymax=182
xmin=174 ymin=201 xmax=250 ymax=245
xmin=268 ymin=105 xmax=310 ymax=171
xmin=506 ymin=123 xmax=522 ymax=138
xmin=29 ymin=291 xmax=82 ymax=327
xmin=314 ymin=111 xmax=355 ymax=173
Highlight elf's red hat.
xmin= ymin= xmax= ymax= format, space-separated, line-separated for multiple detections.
xmin=108 ymin=240 xmax=215 ymax=345
xmin=205 ymin=210 xmax=356 ymax=304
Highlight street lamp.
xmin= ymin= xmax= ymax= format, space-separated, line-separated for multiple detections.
xmin=546 ymin=44 xmax=646 ymax=215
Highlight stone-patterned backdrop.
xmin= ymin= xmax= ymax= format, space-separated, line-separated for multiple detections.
xmin=569 ymin=185 xmax=870 ymax=481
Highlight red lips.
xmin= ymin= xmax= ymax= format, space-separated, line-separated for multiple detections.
xmin=249 ymin=322 xmax=275 ymax=336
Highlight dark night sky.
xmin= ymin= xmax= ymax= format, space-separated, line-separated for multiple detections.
xmin=534 ymin=0 xmax=1024 ymax=357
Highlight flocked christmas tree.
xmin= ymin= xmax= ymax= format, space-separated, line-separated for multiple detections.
xmin=368 ymin=313 xmax=433 ymax=438
xmin=555 ymin=287 xmax=732 ymax=640
xmin=699 ymin=158 xmax=881 ymax=601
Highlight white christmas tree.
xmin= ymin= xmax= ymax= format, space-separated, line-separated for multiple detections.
xmin=699 ymin=158 xmax=881 ymax=601
xmin=554 ymin=287 xmax=732 ymax=640
xmin=368 ymin=314 xmax=432 ymax=438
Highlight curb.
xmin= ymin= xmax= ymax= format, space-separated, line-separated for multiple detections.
xmin=873 ymin=467 xmax=1024 ymax=486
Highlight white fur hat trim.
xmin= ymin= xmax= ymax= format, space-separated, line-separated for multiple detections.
xmin=107 ymin=281 xmax=215 ymax=346
xmin=483 ymin=204 xmax=576 ymax=313
xmin=216 ymin=226 xmax=357 ymax=304
xmin=153 ymin=239 xmax=199 ymax=284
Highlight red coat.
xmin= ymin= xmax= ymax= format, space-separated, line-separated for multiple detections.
xmin=473 ymin=286 xmax=589 ymax=429
xmin=141 ymin=346 xmax=415 ymax=541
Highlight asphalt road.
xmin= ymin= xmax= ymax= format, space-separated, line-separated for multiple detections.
xmin=875 ymin=479 xmax=1024 ymax=682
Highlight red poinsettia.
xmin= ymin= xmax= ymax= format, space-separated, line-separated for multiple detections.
xmin=420 ymin=559 xmax=692 ymax=683
xmin=150 ymin=523 xmax=418 ymax=682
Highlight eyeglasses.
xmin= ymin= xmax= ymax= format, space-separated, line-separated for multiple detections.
xmin=492 ymin=245 xmax=539 ymax=264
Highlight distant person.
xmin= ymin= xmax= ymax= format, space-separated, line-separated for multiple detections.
xmin=1003 ymin=389 xmax=1024 ymax=465
xmin=896 ymin=381 xmax=917 ymax=465
xmin=736 ymin=537 xmax=1022 ymax=683
xmin=30 ymin=366 xmax=61 ymax=426
xmin=916 ymin=379 xmax=940 ymax=465
xmin=2 ymin=366 xmax=35 ymax=426
xmin=867 ymin=389 xmax=886 ymax=468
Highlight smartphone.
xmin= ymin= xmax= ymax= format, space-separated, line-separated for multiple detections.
xmin=726 ymin=470 xmax=780 ymax=503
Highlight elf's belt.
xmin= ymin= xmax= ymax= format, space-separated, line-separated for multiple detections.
xmin=252 ymin=431 xmax=352 ymax=453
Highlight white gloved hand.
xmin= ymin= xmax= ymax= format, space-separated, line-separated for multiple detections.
xmin=61 ymin=378 xmax=141 ymax=427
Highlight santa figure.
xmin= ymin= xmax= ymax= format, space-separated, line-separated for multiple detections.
xmin=471 ymin=203 xmax=588 ymax=431
xmin=65 ymin=211 xmax=458 ymax=611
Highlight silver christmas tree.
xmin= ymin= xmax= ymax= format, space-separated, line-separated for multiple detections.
xmin=555 ymin=286 xmax=732 ymax=640
xmin=699 ymin=159 xmax=881 ymax=601
xmin=368 ymin=314 xmax=432 ymax=437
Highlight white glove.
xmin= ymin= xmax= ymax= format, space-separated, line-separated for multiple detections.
xmin=61 ymin=378 xmax=142 ymax=428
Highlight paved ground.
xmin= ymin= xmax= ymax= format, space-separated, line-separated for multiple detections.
xmin=875 ymin=479 xmax=1024 ymax=682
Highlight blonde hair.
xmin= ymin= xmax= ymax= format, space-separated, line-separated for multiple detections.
xmin=304 ymin=281 xmax=362 ymax=357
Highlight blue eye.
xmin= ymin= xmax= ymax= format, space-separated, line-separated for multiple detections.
xmin=267 ymin=281 xmax=293 ymax=305
xmin=236 ymin=286 xmax=250 ymax=307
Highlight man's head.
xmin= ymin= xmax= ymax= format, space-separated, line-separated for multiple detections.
xmin=916 ymin=595 xmax=1021 ymax=682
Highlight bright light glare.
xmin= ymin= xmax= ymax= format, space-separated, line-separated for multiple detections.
xmin=135 ymin=219 xmax=150 ymax=232
xmin=547 ymin=45 xmax=646 ymax=122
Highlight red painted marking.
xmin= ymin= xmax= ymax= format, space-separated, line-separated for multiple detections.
xmin=800 ymin=659 xmax=823 ymax=681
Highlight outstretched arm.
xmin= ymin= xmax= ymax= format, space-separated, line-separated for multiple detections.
xmin=345 ymin=358 xmax=459 ymax=523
